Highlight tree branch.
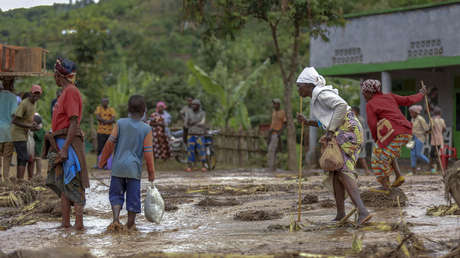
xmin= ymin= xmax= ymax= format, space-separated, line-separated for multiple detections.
xmin=269 ymin=21 xmax=287 ymax=85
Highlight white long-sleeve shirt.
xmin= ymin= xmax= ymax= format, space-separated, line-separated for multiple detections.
xmin=310 ymin=85 xmax=349 ymax=131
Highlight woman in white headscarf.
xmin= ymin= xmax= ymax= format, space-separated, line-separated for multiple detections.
xmin=296 ymin=67 xmax=372 ymax=225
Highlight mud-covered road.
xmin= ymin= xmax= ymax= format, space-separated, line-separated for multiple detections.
xmin=0 ymin=168 xmax=459 ymax=257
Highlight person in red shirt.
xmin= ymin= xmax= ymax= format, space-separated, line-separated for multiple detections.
xmin=361 ymin=79 xmax=426 ymax=190
xmin=48 ymin=58 xmax=89 ymax=230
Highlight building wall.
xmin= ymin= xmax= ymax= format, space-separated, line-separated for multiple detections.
xmin=310 ymin=4 xmax=460 ymax=68
xmin=390 ymin=69 xmax=454 ymax=126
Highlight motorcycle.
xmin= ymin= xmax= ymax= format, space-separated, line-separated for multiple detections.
xmin=170 ymin=130 xmax=188 ymax=164
xmin=170 ymin=129 xmax=220 ymax=170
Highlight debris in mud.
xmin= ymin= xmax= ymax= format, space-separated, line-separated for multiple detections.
xmin=266 ymin=224 xmax=289 ymax=231
xmin=164 ymin=203 xmax=179 ymax=212
xmin=186 ymin=185 xmax=268 ymax=195
xmin=302 ymin=194 xmax=319 ymax=204
xmin=0 ymin=177 xmax=45 ymax=207
xmin=196 ymin=197 xmax=241 ymax=207
xmin=426 ymin=204 xmax=460 ymax=216
xmin=319 ymin=199 xmax=335 ymax=208
xmin=442 ymin=244 xmax=460 ymax=258
xmin=234 ymin=210 xmax=282 ymax=221
xmin=446 ymin=160 xmax=460 ymax=206
xmin=106 ymin=221 xmax=128 ymax=233
xmin=2 ymin=247 xmax=95 ymax=258
xmin=121 ymin=252 xmax=299 ymax=258
xmin=183 ymin=183 xmax=308 ymax=196
xmin=0 ymin=177 xmax=61 ymax=230
xmin=361 ymin=188 xmax=408 ymax=207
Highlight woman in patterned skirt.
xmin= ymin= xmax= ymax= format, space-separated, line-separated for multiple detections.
xmin=296 ymin=67 xmax=372 ymax=225
xmin=361 ymin=79 xmax=426 ymax=190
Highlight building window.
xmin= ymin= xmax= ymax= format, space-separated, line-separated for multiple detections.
xmin=408 ymin=39 xmax=443 ymax=59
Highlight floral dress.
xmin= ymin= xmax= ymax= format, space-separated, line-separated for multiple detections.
xmin=150 ymin=113 xmax=171 ymax=160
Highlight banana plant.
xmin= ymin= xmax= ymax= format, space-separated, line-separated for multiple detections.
xmin=187 ymin=59 xmax=269 ymax=129
xmin=106 ymin=62 xmax=155 ymax=113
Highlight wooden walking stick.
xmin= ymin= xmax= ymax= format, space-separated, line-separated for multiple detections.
xmin=421 ymin=81 xmax=445 ymax=177
xmin=297 ymin=97 xmax=304 ymax=222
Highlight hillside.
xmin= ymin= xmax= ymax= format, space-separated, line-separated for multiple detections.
xmin=0 ymin=0 xmax=443 ymax=131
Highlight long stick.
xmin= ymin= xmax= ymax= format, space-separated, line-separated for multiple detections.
xmin=421 ymin=81 xmax=445 ymax=177
xmin=297 ymin=97 xmax=304 ymax=222
xmin=1 ymin=162 xmax=3 ymax=183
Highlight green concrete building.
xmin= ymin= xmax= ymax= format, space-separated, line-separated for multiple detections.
xmin=308 ymin=1 xmax=460 ymax=161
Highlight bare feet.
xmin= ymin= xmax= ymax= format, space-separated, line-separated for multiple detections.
xmin=59 ymin=223 xmax=71 ymax=229
xmin=332 ymin=213 xmax=345 ymax=222
xmin=73 ymin=224 xmax=85 ymax=231
xmin=106 ymin=221 xmax=125 ymax=233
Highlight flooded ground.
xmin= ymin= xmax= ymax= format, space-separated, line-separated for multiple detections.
xmin=1 ymin=168 xmax=459 ymax=257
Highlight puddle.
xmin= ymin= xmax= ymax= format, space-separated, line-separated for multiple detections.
xmin=0 ymin=171 xmax=459 ymax=257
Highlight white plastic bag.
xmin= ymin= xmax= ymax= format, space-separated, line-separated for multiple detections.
xmin=144 ymin=182 xmax=165 ymax=224
xmin=27 ymin=131 xmax=35 ymax=158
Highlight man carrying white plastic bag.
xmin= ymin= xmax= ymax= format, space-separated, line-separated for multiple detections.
xmin=99 ymin=95 xmax=162 ymax=230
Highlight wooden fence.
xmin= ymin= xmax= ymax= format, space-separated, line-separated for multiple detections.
xmin=213 ymin=129 xmax=267 ymax=167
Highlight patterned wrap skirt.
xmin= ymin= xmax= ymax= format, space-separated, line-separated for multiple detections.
xmin=323 ymin=110 xmax=363 ymax=192
xmin=371 ymin=134 xmax=411 ymax=180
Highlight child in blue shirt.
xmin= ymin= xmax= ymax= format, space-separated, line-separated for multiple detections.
xmin=99 ymin=95 xmax=155 ymax=230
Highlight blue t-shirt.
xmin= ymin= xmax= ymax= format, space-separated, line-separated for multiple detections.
xmin=0 ymin=90 xmax=19 ymax=143
xmin=111 ymin=118 xmax=151 ymax=180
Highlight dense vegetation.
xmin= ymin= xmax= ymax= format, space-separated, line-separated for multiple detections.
xmin=0 ymin=0 xmax=443 ymax=160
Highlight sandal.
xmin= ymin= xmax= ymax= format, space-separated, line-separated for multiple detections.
xmin=369 ymin=187 xmax=390 ymax=195
xmin=358 ymin=214 xmax=373 ymax=226
xmin=391 ymin=176 xmax=405 ymax=188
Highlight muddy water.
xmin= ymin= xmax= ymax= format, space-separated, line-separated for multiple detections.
xmin=1 ymin=169 xmax=459 ymax=257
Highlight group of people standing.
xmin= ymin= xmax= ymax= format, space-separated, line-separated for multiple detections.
xmin=0 ymin=79 xmax=46 ymax=182
xmin=93 ymin=95 xmax=209 ymax=173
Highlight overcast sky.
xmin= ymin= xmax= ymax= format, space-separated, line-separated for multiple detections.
xmin=1 ymin=0 xmax=99 ymax=11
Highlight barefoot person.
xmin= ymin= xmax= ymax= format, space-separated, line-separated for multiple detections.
xmin=296 ymin=67 xmax=371 ymax=225
xmin=361 ymin=79 xmax=426 ymax=190
xmin=99 ymin=95 xmax=155 ymax=230
xmin=11 ymin=85 xmax=42 ymax=180
xmin=50 ymin=58 xmax=89 ymax=230
xmin=0 ymin=77 xmax=18 ymax=181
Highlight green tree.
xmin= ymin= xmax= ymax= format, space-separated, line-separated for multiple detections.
xmin=183 ymin=0 xmax=345 ymax=170
xmin=187 ymin=58 xmax=269 ymax=129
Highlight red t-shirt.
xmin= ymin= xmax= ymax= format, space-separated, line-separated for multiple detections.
xmin=52 ymin=85 xmax=82 ymax=132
